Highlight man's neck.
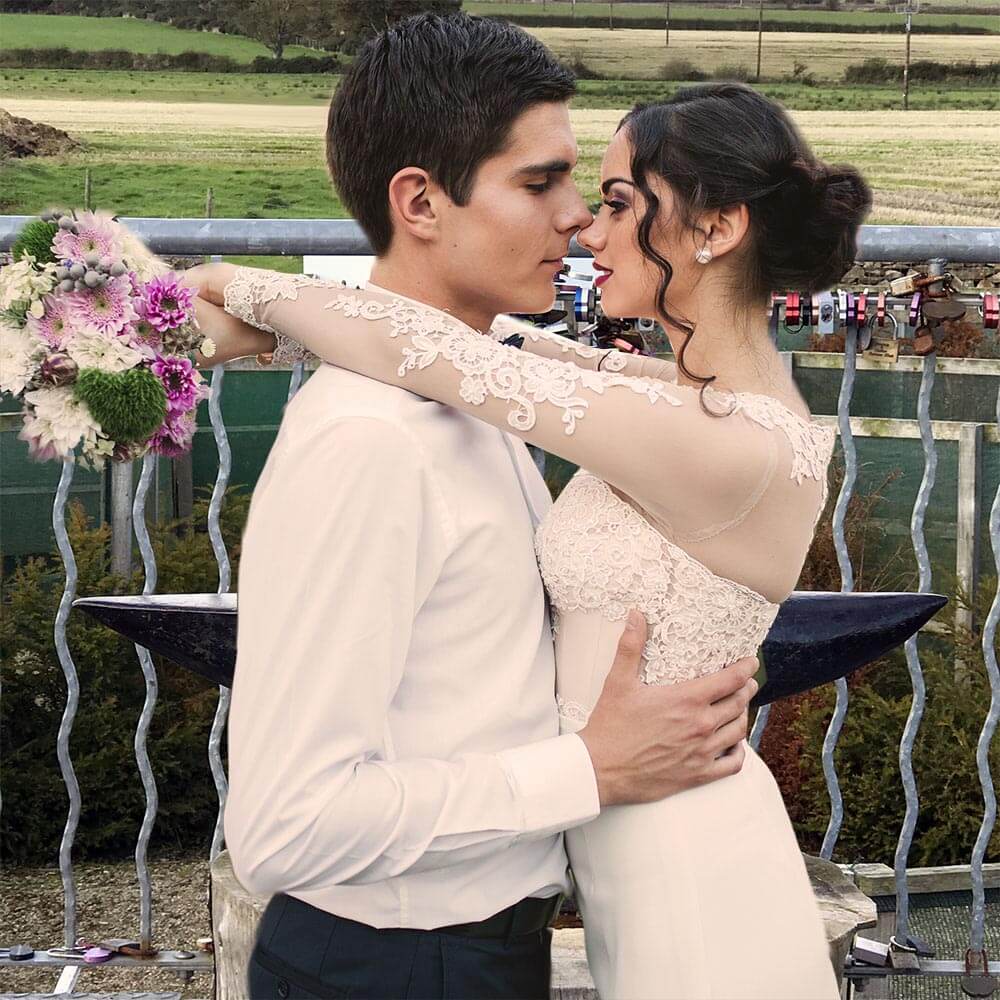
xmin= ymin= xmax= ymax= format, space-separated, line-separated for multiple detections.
xmin=368 ymin=257 xmax=496 ymax=335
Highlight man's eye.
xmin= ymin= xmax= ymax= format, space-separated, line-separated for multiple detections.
xmin=527 ymin=180 xmax=553 ymax=193
xmin=602 ymin=198 xmax=627 ymax=214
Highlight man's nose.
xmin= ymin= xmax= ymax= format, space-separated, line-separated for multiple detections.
xmin=556 ymin=192 xmax=594 ymax=238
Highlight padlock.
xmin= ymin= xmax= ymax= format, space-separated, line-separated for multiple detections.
xmin=913 ymin=324 xmax=937 ymax=356
xmin=982 ymin=293 xmax=999 ymax=330
xmin=852 ymin=936 xmax=890 ymax=967
xmin=845 ymin=291 xmax=856 ymax=328
xmin=876 ymin=290 xmax=887 ymax=326
xmin=856 ymin=292 xmax=868 ymax=327
xmin=784 ymin=291 xmax=801 ymax=328
xmin=923 ymin=297 xmax=967 ymax=322
xmin=817 ymin=291 xmax=836 ymax=336
xmin=890 ymin=273 xmax=919 ymax=295
xmin=961 ymin=947 xmax=998 ymax=997
xmin=801 ymin=292 xmax=812 ymax=328
xmin=909 ymin=292 xmax=923 ymax=329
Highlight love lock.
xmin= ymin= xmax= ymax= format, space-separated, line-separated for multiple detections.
xmin=961 ymin=947 xmax=998 ymax=997
xmin=922 ymin=297 xmax=967 ymax=323
xmin=912 ymin=324 xmax=939 ymax=356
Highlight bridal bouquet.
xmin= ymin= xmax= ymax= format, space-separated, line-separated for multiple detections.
xmin=0 ymin=208 xmax=216 ymax=469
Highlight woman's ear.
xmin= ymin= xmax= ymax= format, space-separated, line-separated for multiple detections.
xmin=695 ymin=203 xmax=751 ymax=261
xmin=386 ymin=167 xmax=439 ymax=244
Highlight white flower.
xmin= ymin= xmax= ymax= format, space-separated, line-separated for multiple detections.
xmin=0 ymin=318 xmax=42 ymax=395
xmin=0 ymin=257 xmax=59 ymax=311
xmin=21 ymin=385 xmax=103 ymax=459
xmin=66 ymin=330 xmax=143 ymax=373
xmin=118 ymin=229 xmax=169 ymax=282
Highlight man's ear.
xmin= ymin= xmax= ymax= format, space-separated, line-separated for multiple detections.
xmin=387 ymin=166 xmax=440 ymax=244
xmin=695 ymin=203 xmax=751 ymax=261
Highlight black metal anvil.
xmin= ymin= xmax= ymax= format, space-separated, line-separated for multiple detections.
xmin=73 ymin=591 xmax=945 ymax=707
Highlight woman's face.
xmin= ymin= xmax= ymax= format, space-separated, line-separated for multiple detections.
xmin=578 ymin=128 xmax=704 ymax=323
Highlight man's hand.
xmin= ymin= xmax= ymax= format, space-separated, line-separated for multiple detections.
xmin=577 ymin=610 xmax=758 ymax=807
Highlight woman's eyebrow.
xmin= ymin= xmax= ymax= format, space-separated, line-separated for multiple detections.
xmin=600 ymin=177 xmax=636 ymax=195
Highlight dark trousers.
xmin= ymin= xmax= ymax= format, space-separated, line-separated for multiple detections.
xmin=246 ymin=892 xmax=553 ymax=1000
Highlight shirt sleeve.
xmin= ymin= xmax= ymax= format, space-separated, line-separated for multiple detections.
xmin=221 ymin=266 xmax=778 ymax=538
xmin=224 ymin=413 xmax=599 ymax=899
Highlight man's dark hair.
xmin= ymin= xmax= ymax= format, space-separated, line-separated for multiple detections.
xmin=326 ymin=12 xmax=576 ymax=255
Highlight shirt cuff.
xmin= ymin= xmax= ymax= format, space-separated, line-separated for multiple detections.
xmin=496 ymin=732 xmax=601 ymax=840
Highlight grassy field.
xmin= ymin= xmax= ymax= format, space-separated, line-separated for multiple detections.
xmin=3 ymin=68 xmax=996 ymax=110
xmin=2 ymin=99 xmax=997 ymax=253
xmin=0 ymin=13 xmax=324 ymax=61
xmin=531 ymin=25 xmax=1000 ymax=77
xmin=465 ymin=1 xmax=1000 ymax=31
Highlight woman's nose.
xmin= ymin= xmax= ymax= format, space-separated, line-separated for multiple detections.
xmin=577 ymin=217 xmax=605 ymax=253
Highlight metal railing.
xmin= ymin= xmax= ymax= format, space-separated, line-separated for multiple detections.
xmin=2 ymin=219 xmax=999 ymax=994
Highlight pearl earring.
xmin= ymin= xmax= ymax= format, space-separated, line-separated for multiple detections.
xmin=695 ymin=245 xmax=713 ymax=265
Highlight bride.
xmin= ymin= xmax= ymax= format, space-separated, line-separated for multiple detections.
xmin=183 ymin=83 xmax=869 ymax=998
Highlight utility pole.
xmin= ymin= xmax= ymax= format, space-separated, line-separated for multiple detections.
xmin=756 ymin=0 xmax=764 ymax=81
xmin=903 ymin=0 xmax=918 ymax=110
xmin=609 ymin=0 xmax=614 ymax=30
xmin=665 ymin=1 xmax=670 ymax=46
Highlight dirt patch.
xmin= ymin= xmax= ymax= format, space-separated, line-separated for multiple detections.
xmin=0 ymin=107 xmax=83 ymax=159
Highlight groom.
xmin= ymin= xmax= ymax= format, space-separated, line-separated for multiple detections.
xmin=210 ymin=12 xmax=760 ymax=1000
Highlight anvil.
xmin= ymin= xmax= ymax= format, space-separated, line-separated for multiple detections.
xmin=73 ymin=591 xmax=946 ymax=707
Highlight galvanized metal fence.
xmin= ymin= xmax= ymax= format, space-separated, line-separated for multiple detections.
xmin=1 ymin=218 xmax=999 ymax=995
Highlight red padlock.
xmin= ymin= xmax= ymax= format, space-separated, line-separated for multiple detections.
xmin=856 ymin=293 xmax=868 ymax=327
xmin=876 ymin=291 xmax=887 ymax=326
xmin=983 ymin=293 xmax=999 ymax=330
xmin=785 ymin=291 xmax=801 ymax=327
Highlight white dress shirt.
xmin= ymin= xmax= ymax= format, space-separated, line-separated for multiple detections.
xmin=224 ymin=360 xmax=602 ymax=929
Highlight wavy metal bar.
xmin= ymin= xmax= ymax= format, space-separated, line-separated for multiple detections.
xmin=131 ymin=453 xmax=160 ymax=951
xmin=287 ymin=360 xmax=305 ymax=401
xmin=207 ymin=362 xmax=233 ymax=864
xmin=893 ymin=351 xmax=938 ymax=942
xmin=969 ymin=381 xmax=1000 ymax=955
xmin=821 ymin=323 xmax=859 ymax=860
xmin=53 ymin=455 xmax=81 ymax=946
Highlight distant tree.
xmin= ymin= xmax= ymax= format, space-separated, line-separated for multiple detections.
xmin=229 ymin=0 xmax=333 ymax=59
xmin=333 ymin=0 xmax=462 ymax=50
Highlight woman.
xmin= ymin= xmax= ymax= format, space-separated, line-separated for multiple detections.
xmin=186 ymin=84 xmax=869 ymax=998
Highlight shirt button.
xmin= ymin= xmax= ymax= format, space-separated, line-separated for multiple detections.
xmin=277 ymin=978 xmax=290 ymax=998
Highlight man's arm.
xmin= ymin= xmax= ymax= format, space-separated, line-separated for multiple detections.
xmin=223 ymin=414 xmax=601 ymax=899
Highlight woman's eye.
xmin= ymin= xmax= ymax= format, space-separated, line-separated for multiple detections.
xmin=527 ymin=180 xmax=552 ymax=193
xmin=602 ymin=198 xmax=627 ymax=214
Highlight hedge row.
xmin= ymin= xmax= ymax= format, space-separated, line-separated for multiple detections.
xmin=0 ymin=47 xmax=344 ymax=73
xmin=844 ymin=56 xmax=1000 ymax=83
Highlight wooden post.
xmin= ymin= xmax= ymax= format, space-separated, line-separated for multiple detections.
xmin=609 ymin=0 xmax=614 ymax=30
xmin=665 ymin=1 xmax=670 ymax=46
xmin=903 ymin=8 xmax=913 ymax=110
xmin=756 ymin=0 xmax=764 ymax=81
xmin=955 ymin=423 xmax=984 ymax=680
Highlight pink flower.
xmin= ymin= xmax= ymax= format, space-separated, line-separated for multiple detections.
xmin=65 ymin=275 xmax=136 ymax=337
xmin=148 ymin=410 xmax=197 ymax=458
xmin=151 ymin=354 xmax=209 ymax=414
xmin=26 ymin=293 xmax=75 ymax=349
xmin=52 ymin=210 xmax=122 ymax=264
xmin=140 ymin=275 xmax=195 ymax=333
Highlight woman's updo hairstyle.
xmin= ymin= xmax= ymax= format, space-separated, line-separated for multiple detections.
xmin=619 ymin=83 xmax=872 ymax=412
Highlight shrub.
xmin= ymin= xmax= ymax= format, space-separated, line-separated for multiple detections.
xmin=712 ymin=62 xmax=752 ymax=83
xmin=659 ymin=57 xmax=707 ymax=82
xmin=561 ymin=50 xmax=604 ymax=81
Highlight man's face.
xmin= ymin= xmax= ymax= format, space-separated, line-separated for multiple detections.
xmin=432 ymin=101 xmax=593 ymax=321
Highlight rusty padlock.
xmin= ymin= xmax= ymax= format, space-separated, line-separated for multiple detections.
xmin=890 ymin=273 xmax=919 ymax=295
xmin=960 ymin=947 xmax=997 ymax=997
xmin=912 ymin=324 xmax=938 ymax=356
xmin=922 ymin=297 xmax=967 ymax=323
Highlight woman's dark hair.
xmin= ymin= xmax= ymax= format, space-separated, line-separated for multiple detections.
xmin=618 ymin=83 xmax=872 ymax=413
xmin=326 ymin=12 xmax=576 ymax=255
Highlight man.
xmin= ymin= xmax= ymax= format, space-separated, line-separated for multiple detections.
xmin=193 ymin=13 xmax=759 ymax=999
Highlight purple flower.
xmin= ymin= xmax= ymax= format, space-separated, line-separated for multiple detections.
xmin=150 ymin=354 xmax=209 ymax=414
xmin=65 ymin=275 xmax=135 ymax=337
xmin=140 ymin=275 xmax=196 ymax=333
xmin=148 ymin=410 xmax=197 ymax=458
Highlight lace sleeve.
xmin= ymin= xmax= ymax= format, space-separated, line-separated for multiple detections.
xmin=220 ymin=266 xmax=832 ymax=532
xmin=489 ymin=313 xmax=678 ymax=381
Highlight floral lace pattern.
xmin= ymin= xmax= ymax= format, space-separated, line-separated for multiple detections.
xmin=537 ymin=470 xmax=784 ymax=688
xmin=319 ymin=292 xmax=685 ymax=436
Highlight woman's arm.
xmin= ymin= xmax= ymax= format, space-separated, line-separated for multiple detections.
xmin=207 ymin=264 xmax=776 ymax=531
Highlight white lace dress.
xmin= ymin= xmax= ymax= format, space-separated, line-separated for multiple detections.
xmin=220 ymin=269 xmax=842 ymax=999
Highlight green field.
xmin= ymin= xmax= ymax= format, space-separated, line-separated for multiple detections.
xmin=0 ymin=13 xmax=325 ymax=61
xmin=465 ymin=1 xmax=1000 ymax=31
xmin=2 ymin=68 xmax=995 ymax=110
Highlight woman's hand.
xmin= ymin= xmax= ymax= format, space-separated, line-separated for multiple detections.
xmin=180 ymin=261 xmax=237 ymax=307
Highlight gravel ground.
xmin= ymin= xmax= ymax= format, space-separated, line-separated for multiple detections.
xmin=0 ymin=852 xmax=212 ymax=999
